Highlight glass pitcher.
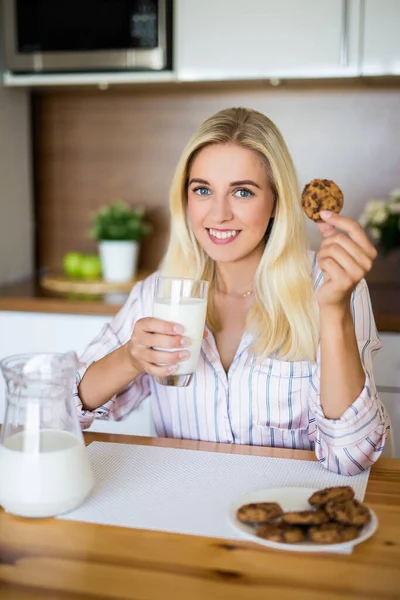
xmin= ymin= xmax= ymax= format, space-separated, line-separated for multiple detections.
xmin=0 ymin=352 xmax=94 ymax=518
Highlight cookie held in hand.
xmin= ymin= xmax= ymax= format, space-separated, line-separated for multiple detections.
xmin=301 ymin=178 xmax=344 ymax=222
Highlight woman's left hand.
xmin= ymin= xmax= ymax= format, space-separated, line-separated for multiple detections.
xmin=316 ymin=210 xmax=377 ymax=310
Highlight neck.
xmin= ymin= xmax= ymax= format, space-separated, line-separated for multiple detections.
xmin=215 ymin=243 xmax=264 ymax=296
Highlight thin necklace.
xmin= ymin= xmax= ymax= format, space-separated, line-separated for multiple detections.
xmin=217 ymin=286 xmax=254 ymax=298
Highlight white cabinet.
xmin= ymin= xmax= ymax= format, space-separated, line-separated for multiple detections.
xmin=373 ymin=333 xmax=400 ymax=389
xmin=379 ymin=392 xmax=400 ymax=458
xmin=361 ymin=0 xmax=400 ymax=75
xmin=175 ymin=0 xmax=362 ymax=81
xmin=0 ymin=311 xmax=153 ymax=436
xmin=373 ymin=333 xmax=400 ymax=458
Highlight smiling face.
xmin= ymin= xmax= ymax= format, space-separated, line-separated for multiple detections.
xmin=187 ymin=143 xmax=275 ymax=265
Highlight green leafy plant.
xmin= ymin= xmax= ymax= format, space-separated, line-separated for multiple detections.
xmin=359 ymin=189 xmax=400 ymax=255
xmin=90 ymin=201 xmax=152 ymax=242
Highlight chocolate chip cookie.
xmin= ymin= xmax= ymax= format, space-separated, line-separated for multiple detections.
xmin=236 ymin=502 xmax=283 ymax=525
xmin=324 ymin=499 xmax=371 ymax=527
xmin=339 ymin=525 xmax=360 ymax=543
xmin=256 ymin=522 xmax=305 ymax=544
xmin=282 ymin=509 xmax=328 ymax=526
xmin=308 ymin=486 xmax=354 ymax=508
xmin=301 ymin=178 xmax=344 ymax=222
xmin=309 ymin=523 xmax=359 ymax=544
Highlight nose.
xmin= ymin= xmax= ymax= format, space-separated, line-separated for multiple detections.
xmin=208 ymin=194 xmax=233 ymax=223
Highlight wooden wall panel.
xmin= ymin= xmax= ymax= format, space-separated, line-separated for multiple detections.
xmin=34 ymin=81 xmax=400 ymax=273
xmin=34 ymin=83 xmax=268 ymax=272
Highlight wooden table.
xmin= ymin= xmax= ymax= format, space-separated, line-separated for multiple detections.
xmin=0 ymin=433 xmax=399 ymax=600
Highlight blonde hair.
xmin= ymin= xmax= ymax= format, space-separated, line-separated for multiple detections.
xmin=161 ymin=107 xmax=319 ymax=362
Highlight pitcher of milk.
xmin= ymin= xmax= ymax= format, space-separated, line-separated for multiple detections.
xmin=0 ymin=351 xmax=94 ymax=518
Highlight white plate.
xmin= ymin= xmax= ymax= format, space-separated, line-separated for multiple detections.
xmin=228 ymin=487 xmax=378 ymax=553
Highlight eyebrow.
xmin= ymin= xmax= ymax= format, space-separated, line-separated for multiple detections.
xmin=230 ymin=179 xmax=261 ymax=189
xmin=189 ymin=178 xmax=210 ymax=186
xmin=188 ymin=178 xmax=261 ymax=189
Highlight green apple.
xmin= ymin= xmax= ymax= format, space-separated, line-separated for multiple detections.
xmin=63 ymin=252 xmax=84 ymax=278
xmin=79 ymin=255 xmax=102 ymax=280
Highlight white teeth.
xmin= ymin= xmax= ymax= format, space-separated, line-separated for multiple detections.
xmin=209 ymin=228 xmax=238 ymax=239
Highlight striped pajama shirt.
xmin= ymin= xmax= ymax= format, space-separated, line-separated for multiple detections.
xmin=75 ymin=254 xmax=389 ymax=475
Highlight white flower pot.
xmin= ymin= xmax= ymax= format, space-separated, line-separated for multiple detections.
xmin=99 ymin=241 xmax=139 ymax=283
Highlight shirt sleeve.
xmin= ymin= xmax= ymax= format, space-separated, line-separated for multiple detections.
xmin=307 ymin=279 xmax=390 ymax=475
xmin=73 ymin=275 xmax=155 ymax=429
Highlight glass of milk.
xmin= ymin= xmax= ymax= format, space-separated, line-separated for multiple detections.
xmin=153 ymin=276 xmax=209 ymax=386
xmin=0 ymin=352 xmax=94 ymax=518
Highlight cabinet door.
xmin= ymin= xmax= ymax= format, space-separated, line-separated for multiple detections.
xmin=361 ymin=0 xmax=400 ymax=75
xmin=0 ymin=312 xmax=154 ymax=436
xmin=373 ymin=333 xmax=400 ymax=458
xmin=175 ymin=0 xmax=361 ymax=81
xmin=0 ymin=311 xmax=110 ymax=357
xmin=378 ymin=392 xmax=400 ymax=458
xmin=373 ymin=333 xmax=400 ymax=389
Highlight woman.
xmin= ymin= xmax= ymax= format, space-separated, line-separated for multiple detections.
xmin=75 ymin=107 xmax=389 ymax=475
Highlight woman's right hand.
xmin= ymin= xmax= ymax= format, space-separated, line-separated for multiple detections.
xmin=126 ymin=317 xmax=191 ymax=377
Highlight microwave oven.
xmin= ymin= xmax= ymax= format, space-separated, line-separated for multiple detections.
xmin=1 ymin=0 xmax=172 ymax=73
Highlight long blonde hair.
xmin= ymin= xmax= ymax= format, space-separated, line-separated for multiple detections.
xmin=161 ymin=107 xmax=319 ymax=362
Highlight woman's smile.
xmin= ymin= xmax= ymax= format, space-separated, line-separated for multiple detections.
xmin=206 ymin=228 xmax=241 ymax=244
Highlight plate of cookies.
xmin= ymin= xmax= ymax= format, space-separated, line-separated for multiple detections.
xmin=229 ymin=486 xmax=378 ymax=552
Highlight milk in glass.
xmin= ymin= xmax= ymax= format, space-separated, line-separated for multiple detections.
xmin=153 ymin=297 xmax=207 ymax=374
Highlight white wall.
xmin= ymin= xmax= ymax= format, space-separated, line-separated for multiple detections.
xmin=181 ymin=85 xmax=400 ymax=250
xmin=0 ymin=46 xmax=33 ymax=284
xmin=272 ymin=87 xmax=400 ymax=249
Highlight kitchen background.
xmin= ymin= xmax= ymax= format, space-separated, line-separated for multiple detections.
xmin=0 ymin=0 xmax=399 ymax=451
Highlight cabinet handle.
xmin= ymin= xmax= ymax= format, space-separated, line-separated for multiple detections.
xmin=340 ymin=0 xmax=350 ymax=66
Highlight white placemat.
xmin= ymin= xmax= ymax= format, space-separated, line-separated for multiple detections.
xmin=60 ymin=442 xmax=370 ymax=547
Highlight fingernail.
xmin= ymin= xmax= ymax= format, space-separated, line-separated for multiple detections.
xmin=168 ymin=364 xmax=178 ymax=373
xmin=178 ymin=351 xmax=190 ymax=360
xmin=320 ymin=210 xmax=332 ymax=219
xmin=173 ymin=324 xmax=184 ymax=334
xmin=180 ymin=337 xmax=191 ymax=346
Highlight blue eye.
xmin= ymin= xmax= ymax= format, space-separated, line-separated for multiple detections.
xmin=193 ymin=187 xmax=211 ymax=196
xmin=234 ymin=188 xmax=253 ymax=198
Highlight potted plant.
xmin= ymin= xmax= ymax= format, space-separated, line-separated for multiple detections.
xmin=359 ymin=189 xmax=400 ymax=256
xmin=90 ymin=201 xmax=152 ymax=282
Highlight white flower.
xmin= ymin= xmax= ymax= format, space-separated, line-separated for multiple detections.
xmin=370 ymin=227 xmax=382 ymax=241
xmin=359 ymin=199 xmax=387 ymax=226
xmin=389 ymin=188 xmax=400 ymax=202
xmin=371 ymin=206 xmax=389 ymax=225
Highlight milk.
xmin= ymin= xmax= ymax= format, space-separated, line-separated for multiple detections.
xmin=153 ymin=297 xmax=207 ymax=374
xmin=0 ymin=429 xmax=94 ymax=518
